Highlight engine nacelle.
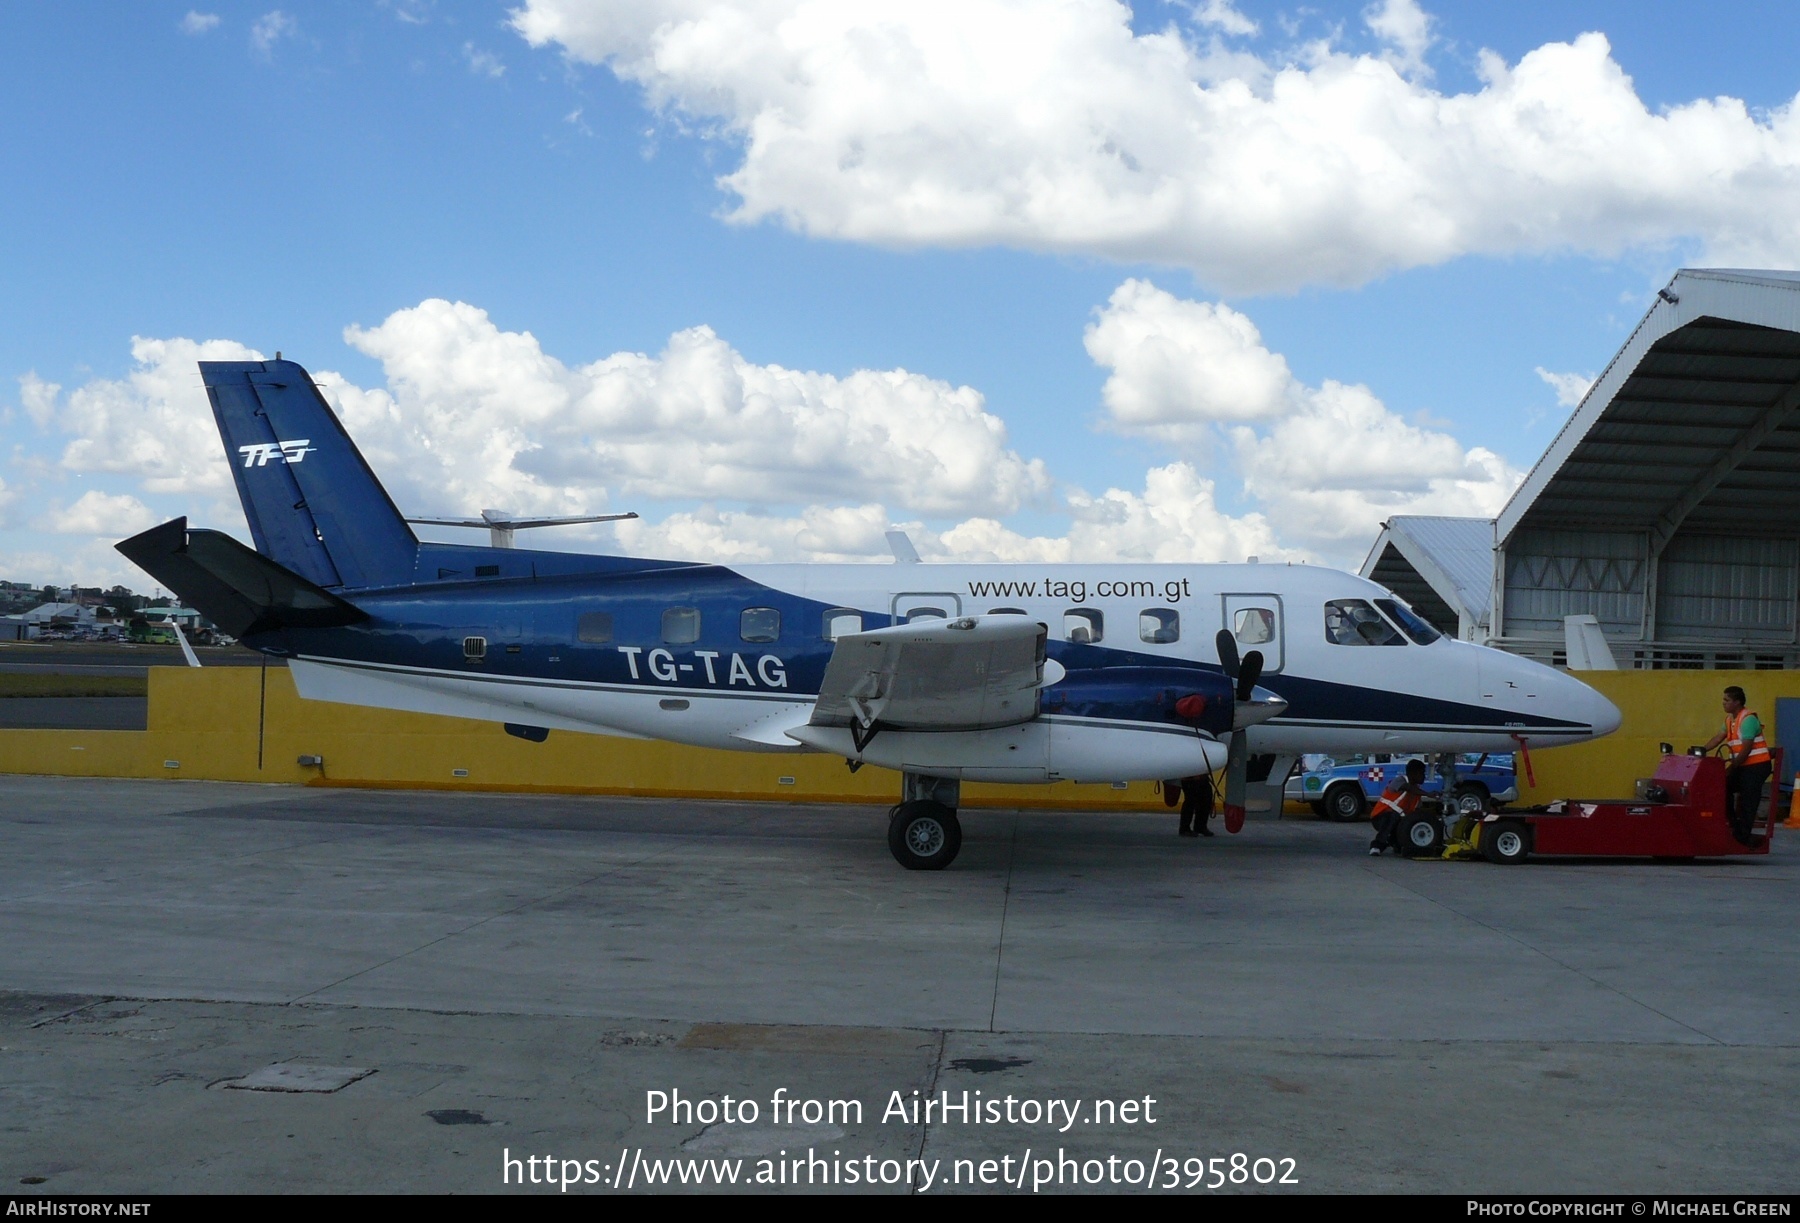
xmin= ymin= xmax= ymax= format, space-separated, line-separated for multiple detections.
xmin=1041 ymin=666 xmax=1235 ymax=737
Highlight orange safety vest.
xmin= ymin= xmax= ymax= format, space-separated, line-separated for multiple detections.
xmin=1372 ymin=781 xmax=1421 ymax=820
xmin=1726 ymin=709 xmax=1772 ymax=767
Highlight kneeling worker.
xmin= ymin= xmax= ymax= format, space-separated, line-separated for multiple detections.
xmin=1369 ymin=759 xmax=1427 ymax=856
xmin=1700 ymin=685 xmax=1773 ymax=846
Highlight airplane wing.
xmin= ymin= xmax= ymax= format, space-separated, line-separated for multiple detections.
xmin=809 ymin=615 xmax=1063 ymax=738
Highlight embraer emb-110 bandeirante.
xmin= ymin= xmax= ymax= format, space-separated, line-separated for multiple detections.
xmin=118 ymin=359 xmax=1621 ymax=869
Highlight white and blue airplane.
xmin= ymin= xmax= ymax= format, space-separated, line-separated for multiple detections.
xmin=118 ymin=359 xmax=1621 ymax=869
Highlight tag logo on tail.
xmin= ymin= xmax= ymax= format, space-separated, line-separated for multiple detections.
xmin=239 ymin=439 xmax=315 ymax=467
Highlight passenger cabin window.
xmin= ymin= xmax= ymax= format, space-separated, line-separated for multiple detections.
xmin=1140 ymin=608 xmax=1180 ymax=644
xmin=988 ymin=607 xmax=1028 ymax=616
xmin=662 ymin=606 xmax=700 ymax=645
xmin=823 ymin=609 xmax=862 ymax=640
xmin=740 ymin=607 xmax=781 ymax=643
xmin=1374 ymin=597 xmax=1442 ymax=645
xmin=1234 ymin=607 xmax=1275 ymax=645
xmin=1064 ymin=609 xmax=1104 ymax=644
xmin=576 ymin=612 xmax=613 ymax=643
xmin=1324 ymin=599 xmax=1405 ymax=646
xmin=906 ymin=607 xmax=946 ymax=623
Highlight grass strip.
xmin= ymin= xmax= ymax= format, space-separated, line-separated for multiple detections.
xmin=0 ymin=674 xmax=148 ymax=698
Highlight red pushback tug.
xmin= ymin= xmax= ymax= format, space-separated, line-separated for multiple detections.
xmin=1463 ymin=749 xmax=1783 ymax=865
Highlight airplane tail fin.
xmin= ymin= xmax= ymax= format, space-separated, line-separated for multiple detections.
xmin=200 ymin=358 xmax=417 ymax=590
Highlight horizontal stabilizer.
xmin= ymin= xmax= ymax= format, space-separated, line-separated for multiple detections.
xmin=116 ymin=517 xmax=367 ymax=638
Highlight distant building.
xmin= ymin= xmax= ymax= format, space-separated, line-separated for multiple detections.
xmin=21 ymin=602 xmax=98 ymax=626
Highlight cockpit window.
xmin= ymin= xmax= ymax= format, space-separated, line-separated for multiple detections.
xmin=1374 ymin=597 xmax=1442 ymax=645
xmin=1324 ymin=599 xmax=1406 ymax=646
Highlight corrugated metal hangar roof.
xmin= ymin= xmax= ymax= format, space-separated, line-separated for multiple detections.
xmin=1363 ymin=269 xmax=1800 ymax=668
xmin=1499 ymin=269 xmax=1800 ymax=546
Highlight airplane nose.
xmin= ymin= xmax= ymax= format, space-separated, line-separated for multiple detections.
xmin=1589 ymin=687 xmax=1623 ymax=738
xmin=1558 ymin=671 xmax=1622 ymax=739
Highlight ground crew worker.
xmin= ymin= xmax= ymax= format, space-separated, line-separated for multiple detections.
xmin=1700 ymin=685 xmax=1772 ymax=845
xmin=1368 ymin=759 xmax=1427 ymax=856
xmin=1178 ymin=773 xmax=1216 ymax=838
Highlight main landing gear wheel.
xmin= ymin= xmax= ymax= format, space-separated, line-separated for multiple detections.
xmin=888 ymin=801 xmax=962 ymax=871
xmin=1482 ymin=819 xmax=1530 ymax=865
xmin=1395 ymin=813 xmax=1445 ymax=858
xmin=1323 ymin=784 xmax=1366 ymax=822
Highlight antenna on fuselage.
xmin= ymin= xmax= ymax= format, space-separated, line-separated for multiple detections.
xmin=405 ymin=508 xmax=639 ymax=549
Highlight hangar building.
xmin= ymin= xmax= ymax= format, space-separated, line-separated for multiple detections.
xmin=1365 ymin=268 xmax=1800 ymax=670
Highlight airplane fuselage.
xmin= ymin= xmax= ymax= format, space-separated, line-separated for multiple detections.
xmin=256 ymin=542 xmax=1621 ymax=784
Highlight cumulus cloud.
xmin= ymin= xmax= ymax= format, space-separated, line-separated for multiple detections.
xmin=612 ymin=503 xmax=892 ymax=564
xmin=935 ymin=462 xmax=1294 ymax=564
xmin=1085 ymin=279 xmax=1293 ymax=440
xmin=37 ymin=491 xmax=158 ymax=537
xmin=1364 ymin=0 xmax=1433 ymax=79
xmin=1231 ymin=382 xmax=1517 ymax=548
xmin=1535 ymin=366 xmax=1594 ymax=408
xmin=23 ymin=289 xmax=1509 ymax=575
xmin=180 ymin=11 xmax=220 ymax=35
xmin=336 ymin=299 xmax=1050 ymax=520
xmin=19 ymin=373 xmax=60 ymax=428
xmin=511 ymin=1 xmax=1800 ymax=291
xmin=1088 ymin=279 xmax=1519 ymax=552
xmin=600 ymin=464 xmax=1289 ymax=566
xmin=1190 ymin=0 xmax=1257 ymax=38
xmin=43 ymin=336 xmax=263 ymax=496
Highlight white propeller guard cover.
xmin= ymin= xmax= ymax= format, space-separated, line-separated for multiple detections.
xmin=809 ymin=615 xmax=1051 ymax=733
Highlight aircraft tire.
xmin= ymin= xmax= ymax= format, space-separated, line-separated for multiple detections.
xmin=1396 ymin=813 xmax=1444 ymax=858
xmin=1482 ymin=819 xmax=1530 ymax=865
xmin=889 ymin=801 xmax=962 ymax=871
xmin=1323 ymin=784 xmax=1366 ymax=822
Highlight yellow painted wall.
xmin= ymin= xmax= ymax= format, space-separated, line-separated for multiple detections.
xmin=1517 ymin=669 xmax=1800 ymax=802
xmin=6 ymin=664 xmax=1792 ymax=810
xmin=0 ymin=666 xmax=1169 ymax=810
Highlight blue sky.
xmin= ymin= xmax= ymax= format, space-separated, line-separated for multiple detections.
xmin=4 ymin=1 xmax=1799 ymax=587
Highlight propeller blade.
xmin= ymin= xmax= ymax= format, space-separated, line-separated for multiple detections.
xmin=1215 ymin=629 xmax=1240 ymax=679
xmin=1223 ymin=730 xmax=1248 ymax=834
xmin=1236 ymin=649 xmax=1263 ymax=703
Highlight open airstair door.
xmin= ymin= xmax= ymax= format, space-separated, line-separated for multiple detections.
xmin=807 ymin=615 xmax=1061 ymax=749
